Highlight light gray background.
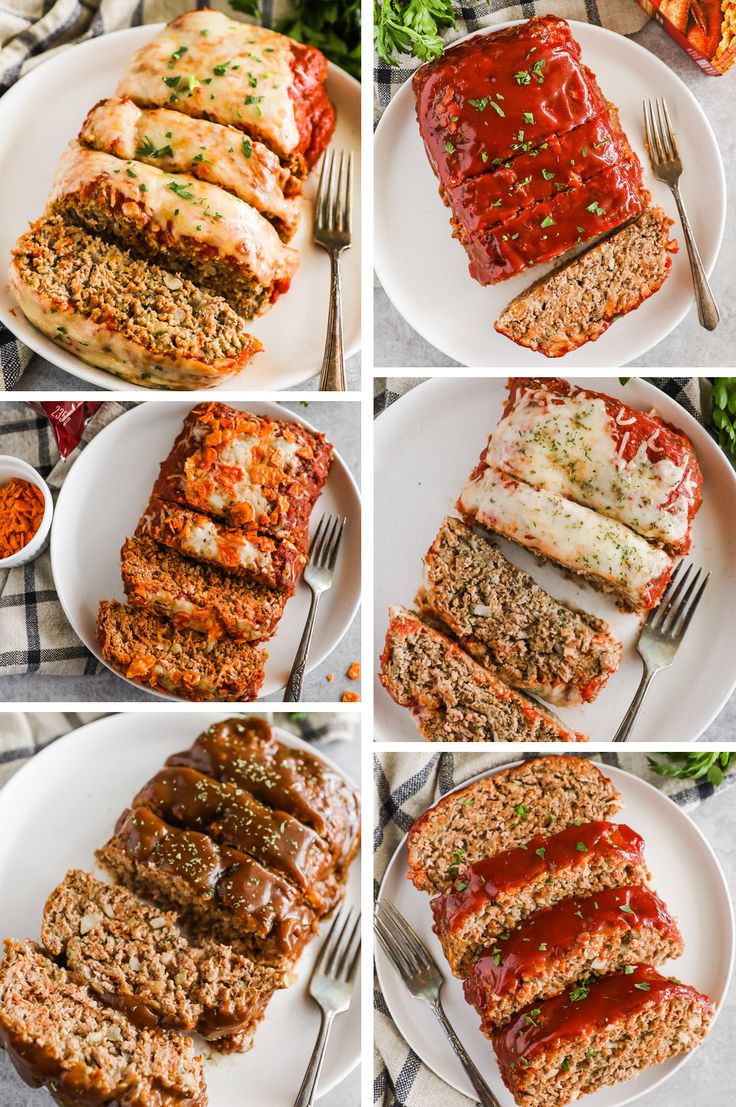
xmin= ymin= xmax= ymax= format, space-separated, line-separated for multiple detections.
xmin=375 ymin=21 xmax=735 ymax=368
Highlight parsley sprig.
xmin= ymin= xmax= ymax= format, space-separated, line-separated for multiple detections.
xmin=230 ymin=2 xmax=361 ymax=81
xmin=375 ymin=0 xmax=456 ymax=67
xmin=648 ymin=752 xmax=736 ymax=787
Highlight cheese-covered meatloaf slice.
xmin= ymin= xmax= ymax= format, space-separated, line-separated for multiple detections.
xmin=117 ymin=9 xmax=335 ymax=175
xmin=47 ymin=144 xmax=299 ymax=318
xmin=80 ymin=97 xmax=301 ymax=240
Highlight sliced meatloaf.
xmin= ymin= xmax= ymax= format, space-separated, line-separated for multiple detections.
xmin=97 ymin=599 xmax=267 ymax=702
xmin=495 ymin=208 xmax=678 ymax=357
xmin=47 ymin=144 xmax=299 ymax=318
xmin=464 ymin=885 xmax=684 ymax=1034
xmin=406 ymin=755 xmax=622 ymax=894
xmin=97 ymin=806 xmax=317 ymax=967
xmin=417 ymin=517 xmax=621 ymax=706
xmin=380 ymin=606 xmax=586 ymax=744
xmin=431 ymin=821 xmax=648 ymax=977
xmin=493 ymin=965 xmax=714 ymax=1107
xmin=9 ymin=215 xmax=261 ymax=390
xmin=41 ymin=870 xmax=285 ymax=1050
xmin=80 ymin=98 xmax=300 ymax=240
xmin=0 ymin=938 xmax=206 ymax=1107
xmin=121 ymin=536 xmax=289 ymax=642
xmin=167 ymin=716 xmax=361 ymax=871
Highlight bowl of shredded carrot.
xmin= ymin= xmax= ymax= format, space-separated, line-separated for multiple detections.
xmin=0 ymin=455 xmax=53 ymax=568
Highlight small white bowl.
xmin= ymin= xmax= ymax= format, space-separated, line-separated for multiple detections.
xmin=0 ymin=455 xmax=54 ymax=568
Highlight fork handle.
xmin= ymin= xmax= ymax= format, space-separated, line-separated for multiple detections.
xmin=671 ymin=185 xmax=720 ymax=331
xmin=318 ymin=251 xmax=346 ymax=392
xmin=293 ymin=1008 xmax=335 ymax=1107
xmin=284 ymin=590 xmax=321 ymax=701
xmin=431 ymin=1001 xmax=502 ymax=1107
xmin=612 ymin=666 xmax=657 ymax=743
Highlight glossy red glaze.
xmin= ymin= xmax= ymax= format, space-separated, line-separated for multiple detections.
xmin=289 ymin=42 xmax=335 ymax=168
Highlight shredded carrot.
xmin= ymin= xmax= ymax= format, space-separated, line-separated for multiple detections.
xmin=342 ymin=691 xmax=360 ymax=703
xmin=0 ymin=477 xmax=45 ymax=557
xmin=347 ymin=662 xmax=361 ymax=681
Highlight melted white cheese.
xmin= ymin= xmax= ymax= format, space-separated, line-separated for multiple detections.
xmin=187 ymin=420 xmax=302 ymax=518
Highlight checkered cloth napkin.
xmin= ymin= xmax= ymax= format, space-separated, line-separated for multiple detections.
xmin=374 ymin=750 xmax=734 ymax=1107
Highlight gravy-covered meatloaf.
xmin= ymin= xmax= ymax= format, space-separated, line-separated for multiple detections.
xmin=9 ymin=216 xmax=261 ymax=390
xmin=406 ymin=756 xmax=622 ymax=894
xmin=116 ymin=8 xmax=335 ymax=175
xmin=417 ymin=518 xmax=621 ymax=706
xmin=380 ymin=606 xmax=586 ymax=743
xmin=0 ymin=938 xmax=206 ymax=1107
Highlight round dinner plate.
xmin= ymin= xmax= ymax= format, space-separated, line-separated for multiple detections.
xmin=376 ymin=758 xmax=734 ymax=1106
xmin=0 ymin=713 xmax=361 ymax=1106
xmin=0 ymin=24 xmax=361 ymax=391
xmin=374 ymin=377 xmax=736 ymax=743
xmin=374 ymin=20 xmax=726 ymax=368
xmin=51 ymin=401 xmax=361 ymax=701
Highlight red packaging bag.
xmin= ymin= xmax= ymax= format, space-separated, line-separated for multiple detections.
xmin=636 ymin=1 xmax=736 ymax=74
xmin=27 ymin=402 xmax=101 ymax=459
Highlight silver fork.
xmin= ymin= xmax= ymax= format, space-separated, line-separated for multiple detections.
xmin=314 ymin=149 xmax=353 ymax=392
xmin=374 ymin=899 xmax=502 ymax=1107
xmin=284 ymin=513 xmax=346 ymax=701
xmin=643 ymin=97 xmax=719 ymax=331
xmin=613 ymin=562 xmax=710 ymax=743
xmin=294 ymin=905 xmax=361 ymax=1107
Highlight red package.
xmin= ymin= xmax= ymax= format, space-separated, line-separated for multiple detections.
xmin=26 ymin=402 xmax=102 ymax=459
xmin=636 ymin=1 xmax=736 ymax=75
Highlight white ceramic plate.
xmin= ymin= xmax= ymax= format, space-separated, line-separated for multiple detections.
xmin=374 ymin=21 xmax=725 ymax=368
xmin=0 ymin=713 xmax=360 ymax=1106
xmin=51 ymin=401 xmax=361 ymax=701
xmin=0 ymin=25 xmax=361 ymax=391
xmin=376 ymin=758 xmax=734 ymax=1105
xmin=374 ymin=377 xmax=736 ymax=743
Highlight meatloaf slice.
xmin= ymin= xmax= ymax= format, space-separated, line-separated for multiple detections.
xmin=9 ymin=215 xmax=261 ymax=391
xmin=0 ymin=939 xmax=206 ymax=1107
xmin=493 ymin=965 xmax=714 ymax=1107
xmin=97 ymin=599 xmax=267 ymax=702
xmin=380 ymin=606 xmax=586 ymax=744
xmin=417 ymin=518 xmax=621 ymax=706
xmin=431 ymin=821 xmax=648 ymax=977
xmin=464 ymin=885 xmax=684 ymax=1034
xmin=495 ymin=207 xmax=678 ymax=356
xmin=41 ymin=870 xmax=285 ymax=1050
xmin=406 ymin=755 xmax=622 ymax=894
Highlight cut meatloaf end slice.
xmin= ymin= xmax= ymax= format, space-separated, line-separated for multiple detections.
xmin=9 ymin=215 xmax=261 ymax=391
xmin=495 ymin=207 xmax=678 ymax=357
xmin=380 ymin=605 xmax=586 ymax=744
xmin=121 ymin=537 xmax=288 ymax=643
xmin=97 ymin=599 xmax=267 ymax=702
xmin=493 ymin=965 xmax=714 ymax=1107
xmin=0 ymin=939 xmax=206 ymax=1107
xmin=97 ymin=806 xmax=317 ymax=967
xmin=464 ymin=885 xmax=684 ymax=1034
xmin=167 ymin=716 xmax=361 ymax=872
xmin=41 ymin=869 xmax=286 ymax=1050
xmin=406 ymin=755 xmax=622 ymax=894
xmin=417 ymin=517 xmax=621 ymax=706
xmin=47 ymin=143 xmax=299 ymax=319
xmin=431 ymin=821 xmax=648 ymax=977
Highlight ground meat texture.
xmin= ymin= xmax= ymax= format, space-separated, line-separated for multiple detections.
xmin=406 ymin=755 xmax=622 ymax=894
xmin=380 ymin=605 xmax=586 ymax=744
xmin=9 ymin=216 xmax=261 ymax=390
xmin=431 ymin=821 xmax=649 ymax=978
xmin=0 ymin=939 xmax=206 ymax=1107
xmin=417 ymin=517 xmax=621 ymax=706
xmin=97 ymin=599 xmax=267 ymax=702
xmin=464 ymin=885 xmax=684 ymax=1034
xmin=493 ymin=965 xmax=714 ymax=1107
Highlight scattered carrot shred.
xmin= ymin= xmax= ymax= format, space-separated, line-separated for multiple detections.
xmin=342 ymin=691 xmax=360 ymax=703
xmin=326 ymin=673 xmax=334 ymax=682
xmin=347 ymin=662 xmax=361 ymax=681
xmin=0 ymin=477 xmax=44 ymax=558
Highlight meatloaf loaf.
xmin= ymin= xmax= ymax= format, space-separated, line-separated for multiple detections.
xmin=9 ymin=215 xmax=262 ymax=390
xmin=0 ymin=938 xmax=206 ymax=1107
xmin=406 ymin=756 xmax=622 ymax=894
xmin=431 ymin=821 xmax=649 ymax=977
xmin=380 ymin=606 xmax=586 ymax=743
xmin=464 ymin=885 xmax=684 ymax=1033
xmin=493 ymin=965 xmax=714 ymax=1107
xmin=417 ymin=518 xmax=621 ymax=706
xmin=41 ymin=870 xmax=285 ymax=1050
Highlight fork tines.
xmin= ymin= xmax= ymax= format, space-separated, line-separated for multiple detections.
xmin=648 ymin=561 xmax=710 ymax=638
xmin=316 ymin=149 xmax=353 ymax=237
xmin=308 ymin=513 xmax=346 ymax=569
xmin=374 ymin=899 xmax=433 ymax=976
xmin=643 ymin=97 xmax=680 ymax=166
xmin=314 ymin=904 xmax=361 ymax=983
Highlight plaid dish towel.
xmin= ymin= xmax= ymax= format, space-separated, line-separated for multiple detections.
xmin=374 ymin=750 xmax=735 ymax=1107
xmin=0 ymin=401 xmax=126 ymax=675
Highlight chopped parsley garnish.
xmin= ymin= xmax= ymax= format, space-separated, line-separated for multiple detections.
xmin=532 ymin=58 xmax=546 ymax=80
xmin=561 ymin=1058 xmax=571 ymax=1072
xmin=569 ymin=981 xmax=590 ymax=1002
xmin=581 ymin=146 xmax=588 ymax=157
xmin=481 ymin=151 xmax=489 ymax=163
xmin=126 ymin=168 xmax=137 ymax=178
xmin=586 ymin=200 xmax=605 ymax=216
xmin=168 ymin=46 xmax=188 ymax=68
xmin=515 ymin=804 xmax=529 ymax=820
xmin=634 ymin=982 xmax=651 ymax=991
xmin=167 ymin=180 xmax=196 ymax=201
xmin=454 ymin=880 xmax=468 ymax=891
xmin=136 ymin=136 xmax=173 ymax=159
xmin=185 ymin=74 xmax=200 ymax=92
xmin=620 ymin=904 xmax=635 ymax=915
xmin=492 ymin=948 xmax=502 ymax=966
xmin=489 ymin=99 xmax=505 ymax=117
xmin=535 ymin=847 xmax=546 ymax=859
xmin=213 ymin=61 xmax=232 ymax=76
xmin=624 ymin=965 xmax=635 ymax=974
xmin=192 ymin=151 xmax=210 ymax=165
xmin=445 ymin=140 xmax=455 ymax=154
xmin=515 ymin=70 xmax=531 ymax=85
xmin=163 ymin=76 xmax=180 ymax=89
xmin=468 ymin=97 xmax=489 ymax=111
xmin=245 ymin=94 xmax=264 ymax=105
xmin=242 ymin=137 xmax=253 ymax=158
xmin=523 ymin=111 xmax=535 ymax=124
xmin=538 ymin=943 xmax=547 ymax=951
xmin=540 ymin=215 xmax=554 ymax=228
xmin=575 ymin=841 xmax=588 ymax=851
xmin=542 ymin=168 xmax=555 ymax=180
